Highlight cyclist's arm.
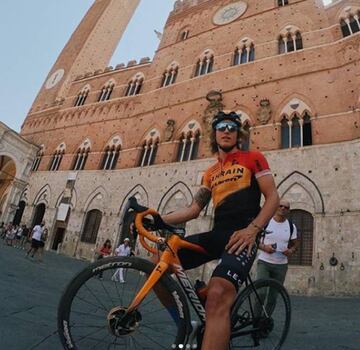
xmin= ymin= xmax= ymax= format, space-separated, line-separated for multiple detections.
xmin=250 ymin=174 xmax=279 ymax=231
xmin=227 ymin=174 xmax=279 ymax=254
xmin=162 ymin=186 xmax=211 ymax=225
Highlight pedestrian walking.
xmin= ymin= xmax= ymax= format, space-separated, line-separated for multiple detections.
xmin=19 ymin=225 xmax=29 ymax=250
xmin=5 ymin=224 xmax=16 ymax=246
xmin=14 ymin=225 xmax=23 ymax=248
xmin=96 ymin=239 xmax=112 ymax=279
xmin=26 ymin=221 xmax=45 ymax=260
xmin=112 ymin=238 xmax=132 ymax=283
xmin=38 ymin=227 xmax=48 ymax=262
xmin=0 ymin=222 xmax=5 ymax=239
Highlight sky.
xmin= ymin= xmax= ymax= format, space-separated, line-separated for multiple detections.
xmin=0 ymin=0 xmax=332 ymax=133
xmin=0 ymin=0 xmax=175 ymax=132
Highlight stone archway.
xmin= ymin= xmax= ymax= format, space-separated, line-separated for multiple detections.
xmin=0 ymin=122 xmax=39 ymax=223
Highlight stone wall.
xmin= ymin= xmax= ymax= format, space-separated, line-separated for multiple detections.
xmin=20 ymin=139 xmax=360 ymax=295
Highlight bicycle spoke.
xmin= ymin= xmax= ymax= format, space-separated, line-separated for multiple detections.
xmin=136 ymin=328 xmax=169 ymax=349
xmin=73 ymin=324 xmax=108 ymax=344
xmin=89 ymin=331 xmax=112 ymax=350
xmin=99 ymin=277 xmax=117 ymax=307
xmin=83 ymin=282 xmax=110 ymax=312
xmin=142 ymin=323 xmax=177 ymax=337
xmin=230 ymin=280 xmax=290 ymax=350
xmin=58 ymin=259 xmax=184 ymax=349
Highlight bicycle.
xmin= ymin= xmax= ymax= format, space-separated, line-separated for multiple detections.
xmin=58 ymin=197 xmax=291 ymax=349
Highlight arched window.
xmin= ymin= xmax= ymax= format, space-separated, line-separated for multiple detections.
xmin=295 ymin=32 xmax=303 ymax=50
xmin=278 ymin=31 xmax=303 ymax=54
xmin=138 ymin=139 xmax=159 ymax=167
xmin=125 ymin=73 xmax=144 ymax=97
xmin=281 ymin=113 xmax=313 ymax=149
xmin=340 ymin=19 xmax=351 ymax=37
xmin=281 ymin=117 xmax=290 ymax=149
xmin=98 ymin=81 xmax=114 ymax=102
xmin=303 ymin=113 xmax=312 ymax=146
xmin=349 ymin=15 xmax=360 ymax=34
xmin=291 ymin=115 xmax=301 ymax=147
xmin=100 ymin=145 xmax=120 ymax=170
xmin=288 ymin=209 xmax=314 ymax=266
xmin=74 ymin=86 xmax=90 ymax=106
xmin=72 ymin=142 xmax=90 ymax=171
xmin=81 ymin=209 xmax=102 ymax=244
xmin=161 ymin=66 xmax=178 ymax=87
xmin=48 ymin=143 xmax=65 ymax=171
xmin=194 ymin=55 xmax=214 ymax=77
xmin=279 ymin=36 xmax=286 ymax=54
xmin=278 ymin=0 xmax=288 ymax=6
xmin=31 ymin=149 xmax=44 ymax=172
xmin=176 ymin=131 xmax=200 ymax=162
xmin=234 ymin=43 xmax=255 ymax=65
xmin=179 ymin=29 xmax=189 ymax=41
xmin=48 ymin=150 xmax=64 ymax=171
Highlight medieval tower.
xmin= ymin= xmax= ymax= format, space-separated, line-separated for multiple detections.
xmin=6 ymin=0 xmax=360 ymax=295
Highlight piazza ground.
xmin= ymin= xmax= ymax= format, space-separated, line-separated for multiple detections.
xmin=0 ymin=243 xmax=359 ymax=350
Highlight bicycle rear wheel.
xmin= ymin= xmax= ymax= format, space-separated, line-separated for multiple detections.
xmin=229 ymin=279 xmax=291 ymax=350
xmin=58 ymin=256 xmax=190 ymax=349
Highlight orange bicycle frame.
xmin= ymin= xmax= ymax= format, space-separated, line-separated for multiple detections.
xmin=124 ymin=209 xmax=208 ymax=314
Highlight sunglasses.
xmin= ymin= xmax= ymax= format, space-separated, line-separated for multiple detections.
xmin=279 ymin=205 xmax=290 ymax=209
xmin=214 ymin=121 xmax=239 ymax=132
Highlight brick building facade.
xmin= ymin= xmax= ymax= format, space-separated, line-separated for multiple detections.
xmin=7 ymin=0 xmax=360 ymax=295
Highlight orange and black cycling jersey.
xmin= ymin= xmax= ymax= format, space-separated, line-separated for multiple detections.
xmin=202 ymin=150 xmax=271 ymax=229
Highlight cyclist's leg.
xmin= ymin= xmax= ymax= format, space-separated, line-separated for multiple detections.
xmin=152 ymin=231 xmax=215 ymax=325
xmin=202 ymin=277 xmax=237 ymax=350
xmin=203 ymin=241 xmax=259 ymax=350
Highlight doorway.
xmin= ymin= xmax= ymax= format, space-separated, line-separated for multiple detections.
xmin=52 ymin=227 xmax=65 ymax=251
xmin=13 ymin=200 xmax=26 ymax=225
xmin=31 ymin=203 xmax=46 ymax=228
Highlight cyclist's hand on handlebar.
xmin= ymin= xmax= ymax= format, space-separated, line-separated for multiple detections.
xmin=142 ymin=214 xmax=166 ymax=231
xmin=225 ymin=226 xmax=258 ymax=256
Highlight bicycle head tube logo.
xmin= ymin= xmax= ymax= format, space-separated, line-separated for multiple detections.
xmin=62 ymin=320 xmax=74 ymax=349
xmin=92 ymin=261 xmax=132 ymax=273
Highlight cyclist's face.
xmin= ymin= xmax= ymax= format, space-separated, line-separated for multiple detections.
xmin=215 ymin=120 xmax=238 ymax=151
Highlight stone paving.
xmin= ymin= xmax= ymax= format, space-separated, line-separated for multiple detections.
xmin=0 ymin=243 xmax=359 ymax=350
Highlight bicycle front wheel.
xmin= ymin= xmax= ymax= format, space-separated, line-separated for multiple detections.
xmin=229 ymin=279 xmax=291 ymax=350
xmin=58 ymin=256 xmax=190 ymax=349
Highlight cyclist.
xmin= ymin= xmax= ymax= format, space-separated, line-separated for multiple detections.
xmin=151 ymin=111 xmax=280 ymax=350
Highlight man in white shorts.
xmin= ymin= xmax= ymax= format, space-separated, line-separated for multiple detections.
xmin=26 ymin=221 xmax=45 ymax=260
xmin=112 ymin=238 xmax=132 ymax=283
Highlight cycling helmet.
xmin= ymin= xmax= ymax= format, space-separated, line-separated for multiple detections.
xmin=212 ymin=111 xmax=242 ymax=130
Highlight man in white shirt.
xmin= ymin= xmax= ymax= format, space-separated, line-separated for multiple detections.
xmin=256 ymin=200 xmax=299 ymax=316
xmin=26 ymin=221 xmax=45 ymax=259
xmin=112 ymin=238 xmax=132 ymax=283
xmin=257 ymin=200 xmax=299 ymax=280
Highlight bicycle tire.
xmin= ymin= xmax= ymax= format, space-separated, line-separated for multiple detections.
xmin=58 ymin=256 xmax=191 ymax=350
xmin=229 ymin=278 xmax=291 ymax=350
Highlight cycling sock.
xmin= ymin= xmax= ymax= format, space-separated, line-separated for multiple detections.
xmin=166 ymin=306 xmax=180 ymax=326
